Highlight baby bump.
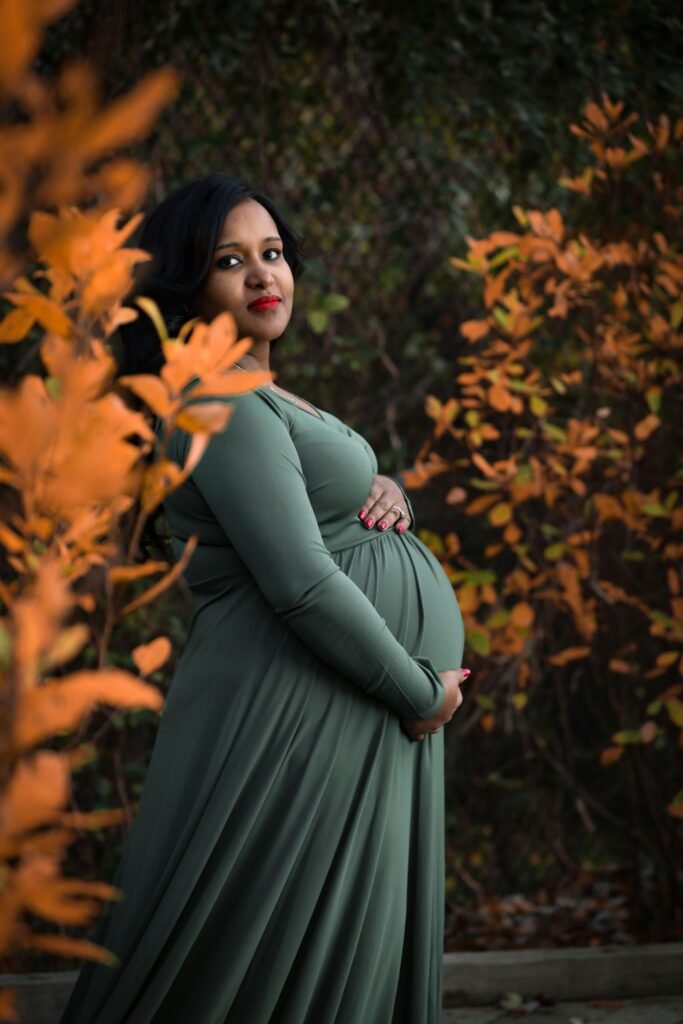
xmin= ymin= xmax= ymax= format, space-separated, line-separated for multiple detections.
xmin=334 ymin=531 xmax=465 ymax=673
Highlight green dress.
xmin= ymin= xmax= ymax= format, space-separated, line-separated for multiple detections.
xmin=59 ymin=383 xmax=465 ymax=1024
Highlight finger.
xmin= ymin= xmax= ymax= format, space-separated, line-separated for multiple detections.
xmin=393 ymin=512 xmax=410 ymax=535
xmin=363 ymin=495 xmax=396 ymax=531
xmin=357 ymin=483 xmax=384 ymax=527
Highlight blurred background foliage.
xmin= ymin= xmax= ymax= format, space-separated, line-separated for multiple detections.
xmin=5 ymin=0 xmax=680 ymax=966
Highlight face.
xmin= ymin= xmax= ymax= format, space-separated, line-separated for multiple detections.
xmin=194 ymin=198 xmax=294 ymax=344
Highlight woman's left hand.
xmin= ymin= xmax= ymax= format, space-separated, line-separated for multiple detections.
xmin=358 ymin=474 xmax=411 ymax=534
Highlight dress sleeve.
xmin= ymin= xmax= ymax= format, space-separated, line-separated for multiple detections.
xmin=176 ymin=391 xmax=445 ymax=721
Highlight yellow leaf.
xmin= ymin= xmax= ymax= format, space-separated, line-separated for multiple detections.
xmin=135 ymin=296 xmax=169 ymax=343
xmin=489 ymin=503 xmax=512 ymax=526
xmin=41 ymin=623 xmax=89 ymax=671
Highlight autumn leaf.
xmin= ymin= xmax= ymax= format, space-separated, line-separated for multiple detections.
xmin=548 ymin=646 xmax=591 ymax=666
xmin=14 ymin=671 xmax=164 ymax=752
xmin=132 ymin=636 xmax=172 ymax=677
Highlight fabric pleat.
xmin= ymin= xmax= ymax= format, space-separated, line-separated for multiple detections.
xmin=59 ymin=387 xmax=464 ymax=1024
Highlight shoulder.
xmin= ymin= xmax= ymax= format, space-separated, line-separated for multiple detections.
xmin=166 ymin=385 xmax=292 ymax=460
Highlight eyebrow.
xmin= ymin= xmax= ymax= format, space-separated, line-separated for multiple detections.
xmin=214 ymin=235 xmax=282 ymax=253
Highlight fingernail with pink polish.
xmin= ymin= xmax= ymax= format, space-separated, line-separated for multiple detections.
xmin=358 ymin=509 xmax=367 ymax=520
xmin=379 ymin=520 xmax=387 ymax=531
xmin=461 ymin=668 xmax=471 ymax=678
xmin=366 ymin=518 xmax=374 ymax=528
xmin=397 ymin=523 xmax=406 ymax=533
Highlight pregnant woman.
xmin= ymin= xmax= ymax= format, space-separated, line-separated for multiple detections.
xmin=59 ymin=173 xmax=468 ymax=1024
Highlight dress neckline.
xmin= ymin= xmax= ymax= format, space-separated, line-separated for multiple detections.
xmin=259 ymin=385 xmax=325 ymax=421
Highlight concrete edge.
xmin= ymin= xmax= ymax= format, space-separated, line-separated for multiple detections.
xmin=442 ymin=942 xmax=683 ymax=1007
xmin=1 ymin=943 xmax=682 ymax=1020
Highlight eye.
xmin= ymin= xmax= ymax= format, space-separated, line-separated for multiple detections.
xmin=264 ymin=247 xmax=282 ymax=261
xmin=217 ymin=254 xmax=240 ymax=269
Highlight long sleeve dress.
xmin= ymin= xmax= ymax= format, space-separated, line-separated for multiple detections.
xmin=58 ymin=382 xmax=465 ymax=1024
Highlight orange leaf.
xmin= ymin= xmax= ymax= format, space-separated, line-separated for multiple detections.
xmin=503 ymin=521 xmax=522 ymax=544
xmin=0 ymin=752 xmax=69 ymax=838
xmin=14 ymin=671 xmax=164 ymax=752
xmin=481 ymin=712 xmax=496 ymax=733
xmin=120 ymin=535 xmax=198 ymax=616
xmin=600 ymin=746 xmax=624 ymax=766
xmin=446 ymin=487 xmax=467 ymax=505
xmin=608 ymin=658 xmax=632 ymax=674
xmin=175 ymin=401 xmax=233 ymax=434
xmin=548 ymin=646 xmax=591 ymax=666
xmin=118 ymin=374 xmax=176 ymax=419
xmin=510 ymin=602 xmax=534 ymax=629
xmin=488 ymin=381 xmax=514 ymax=412
xmin=132 ymin=636 xmax=172 ymax=676
xmin=460 ymin=319 xmax=490 ymax=342
xmin=4 ymin=292 xmax=72 ymax=337
xmin=0 ymin=307 xmax=35 ymax=343
xmin=79 ymin=68 xmax=180 ymax=161
xmin=0 ymin=987 xmax=18 ymax=1023
xmin=633 ymin=413 xmax=661 ymax=441
xmin=61 ymin=807 xmax=128 ymax=830
xmin=109 ymin=561 xmax=169 ymax=584
xmin=31 ymin=934 xmax=119 ymax=965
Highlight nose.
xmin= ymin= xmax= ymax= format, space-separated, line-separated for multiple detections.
xmin=245 ymin=261 xmax=275 ymax=290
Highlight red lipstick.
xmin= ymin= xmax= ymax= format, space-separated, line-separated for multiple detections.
xmin=248 ymin=296 xmax=281 ymax=312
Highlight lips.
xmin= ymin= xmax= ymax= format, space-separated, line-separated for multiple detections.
xmin=248 ymin=296 xmax=282 ymax=312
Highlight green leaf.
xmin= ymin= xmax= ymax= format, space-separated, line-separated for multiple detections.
xmin=323 ymin=292 xmax=350 ymax=314
xmin=476 ymin=694 xmax=496 ymax=710
xmin=307 ymin=309 xmax=328 ymax=334
xmin=613 ymin=729 xmax=641 ymax=745
xmin=542 ymin=422 xmax=568 ymax=443
xmin=466 ymin=628 xmax=491 ymax=655
xmin=492 ymin=306 xmax=510 ymax=331
xmin=530 ymin=394 xmax=548 ymax=416
xmin=486 ymin=609 xmax=510 ymax=629
xmin=487 ymin=245 xmax=520 ymax=270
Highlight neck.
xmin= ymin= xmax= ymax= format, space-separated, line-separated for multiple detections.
xmin=236 ymin=340 xmax=271 ymax=374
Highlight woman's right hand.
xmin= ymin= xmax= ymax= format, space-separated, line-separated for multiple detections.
xmin=401 ymin=668 xmax=469 ymax=742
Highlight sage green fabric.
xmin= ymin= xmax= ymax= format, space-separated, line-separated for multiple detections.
xmin=59 ymin=384 xmax=464 ymax=1024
